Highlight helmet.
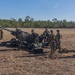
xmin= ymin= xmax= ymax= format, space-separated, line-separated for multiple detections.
xmin=31 ymin=29 xmax=34 ymax=32
xmin=57 ymin=30 xmax=59 ymax=32
xmin=50 ymin=30 xmax=53 ymax=33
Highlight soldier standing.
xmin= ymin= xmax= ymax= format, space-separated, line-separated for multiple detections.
xmin=31 ymin=29 xmax=38 ymax=43
xmin=0 ymin=28 xmax=3 ymax=40
xmin=55 ymin=30 xmax=61 ymax=52
xmin=18 ymin=31 xmax=26 ymax=50
xmin=49 ymin=30 xmax=56 ymax=58
xmin=42 ymin=28 xmax=49 ymax=42
xmin=26 ymin=29 xmax=39 ymax=50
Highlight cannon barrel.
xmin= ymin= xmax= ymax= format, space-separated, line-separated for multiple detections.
xmin=2 ymin=27 xmax=17 ymax=36
xmin=2 ymin=27 xmax=30 ymax=37
xmin=2 ymin=27 xmax=13 ymax=32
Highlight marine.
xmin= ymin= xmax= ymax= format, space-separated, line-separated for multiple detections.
xmin=31 ymin=29 xmax=39 ymax=43
xmin=0 ymin=28 xmax=3 ymax=40
xmin=17 ymin=30 xmax=26 ymax=50
xmin=42 ymin=28 xmax=50 ymax=42
xmin=49 ymin=30 xmax=56 ymax=58
xmin=55 ymin=30 xmax=61 ymax=52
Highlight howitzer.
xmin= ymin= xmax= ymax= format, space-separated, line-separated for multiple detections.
xmin=1 ymin=27 xmax=43 ymax=54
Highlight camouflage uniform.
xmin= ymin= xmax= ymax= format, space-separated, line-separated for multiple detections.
xmin=49 ymin=30 xmax=56 ymax=58
xmin=31 ymin=33 xmax=37 ymax=42
xmin=18 ymin=31 xmax=26 ymax=50
xmin=16 ymin=28 xmax=21 ymax=38
xmin=0 ymin=29 xmax=3 ymax=40
xmin=43 ymin=28 xmax=49 ymax=42
xmin=55 ymin=30 xmax=61 ymax=52
xmin=31 ymin=29 xmax=39 ymax=43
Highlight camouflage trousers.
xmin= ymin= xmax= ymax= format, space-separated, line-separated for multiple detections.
xmin=56 ymin=41 xmax=61 ymax=52
xmin=50 ymin=40 xmax=56 ymax=58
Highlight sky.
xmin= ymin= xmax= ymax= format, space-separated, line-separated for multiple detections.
xmin=0 ymin=0 xmax=75 ymax=21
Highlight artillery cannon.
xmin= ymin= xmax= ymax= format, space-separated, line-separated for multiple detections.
xmin=1 ymin=27 xmax=43 ymax=54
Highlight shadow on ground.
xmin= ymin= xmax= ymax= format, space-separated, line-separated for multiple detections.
xmin=59 ymin=48 xmax=75 ymax=53
xmin=59 ymin=54 xmax=75 ymax=59
xmin=0 ymin=42 xmax=75 ymax=59
xmin=0 ymin=41 xmax=44 ymax=55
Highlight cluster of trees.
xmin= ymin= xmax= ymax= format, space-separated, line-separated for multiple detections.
xmin=0 ymin=16 xmax=75 ymax=28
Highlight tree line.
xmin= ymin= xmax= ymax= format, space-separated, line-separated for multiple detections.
xmin=0 ymin=16 xmax=75 ymax=28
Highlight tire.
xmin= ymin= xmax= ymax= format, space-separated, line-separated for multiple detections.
xmin=10 ymin=38 xmax=17 ymax=46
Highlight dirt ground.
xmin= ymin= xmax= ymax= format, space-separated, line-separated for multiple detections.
xmin=0 ymin=28 xmax=75 ymax=75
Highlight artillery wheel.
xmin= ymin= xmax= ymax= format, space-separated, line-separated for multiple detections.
xmin=10 ymin=38 xmax=17 ymax=46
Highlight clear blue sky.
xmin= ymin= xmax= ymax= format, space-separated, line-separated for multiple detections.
xmin=0 ymin=0 xmax=75 ymax=21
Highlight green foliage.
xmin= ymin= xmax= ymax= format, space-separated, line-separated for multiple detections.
xmin=0 ymin=16 xmax=75 ymax=28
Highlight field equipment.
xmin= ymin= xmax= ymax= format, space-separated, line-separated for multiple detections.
xmin=1 ymin=27 xmax=43 ymax=54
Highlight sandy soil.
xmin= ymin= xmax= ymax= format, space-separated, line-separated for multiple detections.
xmin=0 ymin=28 xmax=75 ymax=75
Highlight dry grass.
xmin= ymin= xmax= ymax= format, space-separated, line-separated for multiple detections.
xmin=0 ymin=28 xmax=75 ymax=75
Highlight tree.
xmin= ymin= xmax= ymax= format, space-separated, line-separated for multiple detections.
xmin=0 ymin=16 xmax=75 ymax=28
xmin=11 ymin=17 xmax=16 ymax=22
xmin=25 ymin=16 xmax=30 ymax=22
xmin=30 ymin=18 xmax=34 ymax=22
xmin=18 ymin=18 xmax=23 ymax=27
xmin=18 ymin=18 xmax=23 ymax=23
xmin=52 ymin=18 xmax=58 ymax=22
